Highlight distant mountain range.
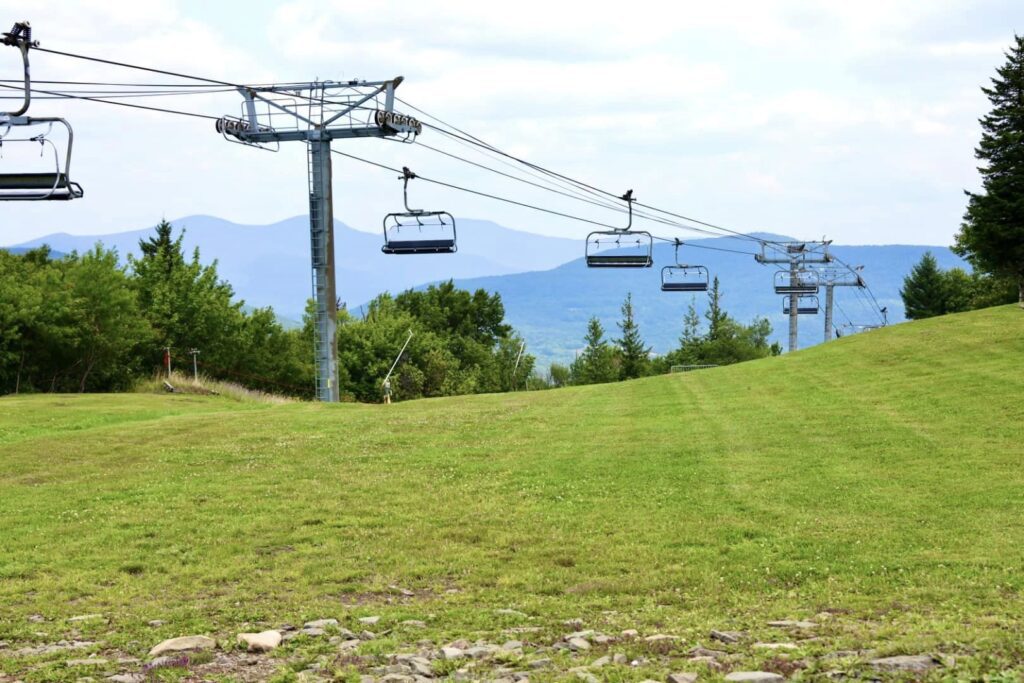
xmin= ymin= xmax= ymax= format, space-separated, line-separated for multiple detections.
xmin=5 ymin=217 xmax=967 ymax=366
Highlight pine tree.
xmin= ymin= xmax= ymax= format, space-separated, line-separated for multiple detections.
xmin=954 ymin=35 xmax=1024 ymax=306
xmin=570 ymin=317 xmax=618 ymax=385
xmin=900 ymin=252 xmax=949 ymax=319
xmin=613 ymin=293 xmax=650 ymax=379
xmin=705 ymin=277 xmax=729 ymax=340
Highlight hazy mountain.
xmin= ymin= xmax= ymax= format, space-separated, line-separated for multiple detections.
xmin=7 ymin=215 xmax=581 ymax=318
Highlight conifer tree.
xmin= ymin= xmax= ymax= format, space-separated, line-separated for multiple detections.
xmin=900 ymin=252 xmax=949 ymax=319
xmin=614 ymin=293 xmax=650 ymax=379
xmin=570 ymin=317 xmax=618 ymax=385
xmin=955 ymin=35 xmax=1024 ymax=306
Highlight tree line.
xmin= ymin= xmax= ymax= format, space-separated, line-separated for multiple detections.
xmin=0 ymin=221 xmax=533 ymax=401
xmin=555 ymin=278 xmax=780 ymax=386
xmin=901 ymin=35 xmax=1024 ymax=317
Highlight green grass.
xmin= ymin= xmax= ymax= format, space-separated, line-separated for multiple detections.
xmin=1 ymin=305 xmax=1023 ymax=681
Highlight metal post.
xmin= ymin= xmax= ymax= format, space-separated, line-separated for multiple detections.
xmin=189 ymin=348 xmax=199 ymax=381
xmin=824 ymin=284 xmax=834 ymax=342
xmin=308 ymin=134 xmax=339 ymax=402
xmin=788 ymin=259 xmax=799 ymax=353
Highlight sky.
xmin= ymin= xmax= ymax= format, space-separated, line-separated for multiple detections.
xmin=0 ymin=0 xmax=1021 ymax=247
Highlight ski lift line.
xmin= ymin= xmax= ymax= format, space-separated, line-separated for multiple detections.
xmin=0 ymin=82 xmax=219 ymax=120
xmin=399 ymin=98 xmax=791 ymax=252
xmin=0 ymin=86 xmax=240 ymax=99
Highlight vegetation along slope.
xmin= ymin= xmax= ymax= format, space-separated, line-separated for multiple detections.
xmin=1 ymin=306 xmax=1022 ymax=681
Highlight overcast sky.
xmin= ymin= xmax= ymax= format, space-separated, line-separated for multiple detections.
xmin=0 ymin=0 xmax=1020 ymax=247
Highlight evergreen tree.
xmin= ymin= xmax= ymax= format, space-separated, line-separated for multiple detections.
xmin=613 ymin=293 xmax=650 ymax=379
xmin=570 ymin=317 xmax=618 ymax=385
xmin=705 ymin=277 xmax=729 ymax=341
xmin=900 ymin=252 xmax=948 ymax=319
xmin=954 ymin=35 xmax=1024 ymax=306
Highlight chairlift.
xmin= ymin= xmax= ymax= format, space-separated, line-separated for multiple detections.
xmin=381 ymin=166 xmax=455 ymax=255
xmin=783 ymin=294 xmax=820 ymax=315
xmin=773 ymin=269 xmax=818 ymax=294
xmin=585 ymin=189 xmax=653 ymax=268
xmin=660 ymin=239 xmax=709 ymax=292
xmin=0 ymin=22 xmax=84 ymax=201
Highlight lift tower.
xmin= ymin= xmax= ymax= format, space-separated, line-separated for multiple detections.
xmin=755 ymin=241 xmax=832 ymax=353
xmin=814 ymin=267 xmax=866 ymax=342
xmin=216 ymin=79 xmax=421 ymax=401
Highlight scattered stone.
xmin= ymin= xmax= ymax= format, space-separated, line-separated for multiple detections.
xmin=68 ymin=614 xmax=105 ymax=623
xmin=361 ymin=630 xmax=377 ymax=640
xmin=147 ymin=620 xmax=165 ymax=628
xmin=441 ymin=647 xmax=465 ymax=660
xmin=237 ymin=630 xmax=282 ymax=652
xmin=14 ymin=640 xmax=95 ymax=656
xmin=360 ymin=616 xmax=382 ymax=626
xmin=590 ymin=656 xmax=610 ymax=668
xmin=564 ymin=618 xmax=585 ymax=629
xmin=528 ymin=658 xmax=552 ymax=669
xmin=592 ymin=634 xmax=613 ymax=645
xmin=620 ymin=629 xmax=639 ymax=639
xmin=688 ymin=656 xmax=721 ymax=668
xmin=66 ymin=658 xmax=109 ymax=666
xmin=339 ymin=639 xmax=362 ymax=651
xmin=612 ymin=653 xmax=628 ymax=665
xmin=869 ymin=655 xmax=937 ymax=672
xmin=447 ymin=639 xmax=471 ymax=650
xmin=753 ymin=642 xmax=799 ymax=651
xmin=495 ymin=609 xmax=528 ymax=618
xmin=148 ymin=635 xmax=216 ymax=657
xmin=466 ymin=645 xmax=497 ymax=659
xmin=502 ymin=641 xmax=523 ymax=651
xmin=147 ymin=655 xmax=187 ymax=669
xmin=767 ymin=621 xmax=817 ymax=629
xmin=512 ymin=674 xmax=530 ymax=682
xmin=668 ymin=674 xmax=698 ymax=683
xmin=107 ymin=675 xmax=145 ymax=683
xmin=402 ymin=620 xmax=427 ymax=629
xmin=380 ymin=675 xmax=414 ymax=683
xmin=724 ymin=673 xmax=784 ymax=683
xmin=710 ymin=630 xmax=745 ymax=644
xmin=410 ymin=659 xmax=433 ymax=677
xmin=575 ymin=673 xmax=599 ymax=683
xmin=304 ymin=618 xmax=338 ymax=629
xmin=688 ymin=647 xmax=727 ymax=659
xmin=27 ymin=614 xmax=45 ymax=623
xmin=566 ymin=630 xmax=596 ymax=640
xmin=644 ymin=634 xmax=679 ymax=643
xmin=568 ymin=637 xmax=591 ymax=651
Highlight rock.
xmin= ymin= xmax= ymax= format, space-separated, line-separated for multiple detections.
xmin=724 ymin=674 xmax=784 ymax=683
xmin=502 ymin=640 xmax=523 ymax=651
xmin=148 ymin=635 xmax=216 ymax=657
xmin=620 ymin=629 xmax=639 ymax=639
xmin=441 ymin=647 xmax=465 ymax=660
xmin=402 ymin=620 xmax=427 ymax=629
xmin=563 ymin=618 xmax=584 ymax=629
xmin=495 ymin=609 xmax=528 ymax=618
xmin=380 ymin=676 xmax=414 ymax=683
xmin=361 ymin=630 xmax=377 ymax=640
xmin=447 ymin=639 xmax=471 ymax=650
xmin=27 ymin=614 xmax=45 ymax=623
xmin=340 ymin=639 xmax=362 ymax=651
xmin=566 ymin=630 xmax=596 ymax=640
xmin=667 ymin=674 xmax=698 ymax=683
xmin=612 ymin=653 xmax=628 ymax=665
xmin=14 ymin=640 xmax=95 ymax=656
xmin=302 ymin=627 xmax=326 ymax=637
xmin=869 ymin=655 xmax=937 ymax=672
xmin=68 ymin=614 xmax=105 ymax=623
xmin=410 ymin=660 xmax=433 ymax=677
xmin=147 ymin=620 xmax=165 ymax=628
xmin=590 ymin=656 xmax=610 ymax=668
xmin=237 ymin=630 xmax=282 ymax=652
xmin=688 ymin=647 xmax=727 ymax=658
xmin=66 ymin=658 xmax=109 ymax=666
xmin=644 ymin=634 xmax=679 ymax=643
xmin=568 ymin=637 xmax=591 ymax=651
xmin=466 ymin=645 xmax=497 ymax=659
xmin=753 ymin=642 xmax=798 ymax=650
xmin=360 ymin=616 xmax=382 ymax=625
xmin=575 ymin=673 xmax=599 ymax=683
xmin=766 ymin=621 xmax=817 ymax=629
xmin=710 ymin=630 xmax=745 ymax=644
xmin=512 ymin=675 xmax=529 ymax=683
xmin=107 ymin=675 xmax=145 ymax=683
xmin=592 ymin=634 xmax=613 ymax=645
xmin=304 ymin=619 xmax=338 ymax=629
xmin=147 ymin=655 xmax=188 ymax=668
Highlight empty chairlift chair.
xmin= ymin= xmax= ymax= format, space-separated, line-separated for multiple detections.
xmin=783 ymin=295 xmax=820 ymax=315
xmin=773 ymin=269 xmax=819 ymax=295
xmin=381 ymin=167 xmax=455 ymax=255
xmin=0 ymin=22 xmax=84 ymax=201
xmin=585 ymin=189 xmax=653 ymax=268
xmin=661 ymin=239 xmax=709 ymax=292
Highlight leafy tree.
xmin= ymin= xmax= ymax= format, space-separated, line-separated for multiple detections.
xmin=955 ymin=35 xmax=1024 ymax=306
xmin=613 ymin=293 xmax=650 ymax=380
xmin=570 ymin=317 xmax=618 ymax=385
xmin=549 ymin=363 xmax=571 ymax=388
xmin=900 ymin=252 xmax=949 ymax=319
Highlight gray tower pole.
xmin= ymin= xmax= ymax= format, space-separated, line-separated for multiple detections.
xmin=824 ymin=284 xmax=834 ymax=342
xmin=788 ymin=259 xmax=799 ymax=353
xmin=308 ymin=133 xmax=339 ymax=402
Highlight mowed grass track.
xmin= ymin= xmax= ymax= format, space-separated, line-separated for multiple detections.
xmin=1 ymin=306 xmax=1023 ymax=677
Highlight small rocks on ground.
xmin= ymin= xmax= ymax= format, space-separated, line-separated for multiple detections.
xmin=767 ymin=620 xmax=817 ymax=629
xmin=563 ymin=618 xmax=585 ymax=629
xmin=107 ymin=675 xmax=145 ymax=683
xmin=237 ymin=630 xmax=282 ymax=652
xmin=869 ymin=655 xmax=938 ymax=672
xmin=688 ymin=646 xmax=727 ymax=659
xmin=441 ymin=646 xmax=465 ymax=660
xmin=502 ymin=640 xmax=523 ymax=651
xmin=589 ymin=656 xmax=610 ymax=668
xmin=612 ymin=653 xmax=628 ymax=665
xmin=401 ymin=620 xmax=427 ymax=628
xmin=644 ymin=634 xmax=679 ymax=643
xmin=710 ymin=630 xmax=746 ymax=644
xmin=753 ymin=642 xmax=799 ymax=650
xmin=304 ymin=618 xmax=338 ymax=629
xmin=147 ymin=620 xmax=165 ymax=628
xmin=359 ymin=615 xmax=382 ymax=625
xmin=575 ymin=673 xmax=599 ymax=683
xmin=620 ymin=629 xmax=639 ymax=639
xmin=495 ymin=609 xmax=528 ymax=618
xmin=68 ymin=614 xmax=105 ymax=623
xmin=148 ymin=635 xmax=216 ymax=657
xmin=724 ymin=673 xmax=785 ymax=683
xmin=528 ymin=658 xmax=552 ymax=669
xmin=568 ymin=637 xmax=591 ymax=651
xmin=667 ymin=674 xmax=698 ymax=683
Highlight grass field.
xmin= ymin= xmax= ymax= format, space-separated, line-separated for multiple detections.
xmin=1 ymin=306 xmax=1023 ymax=682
